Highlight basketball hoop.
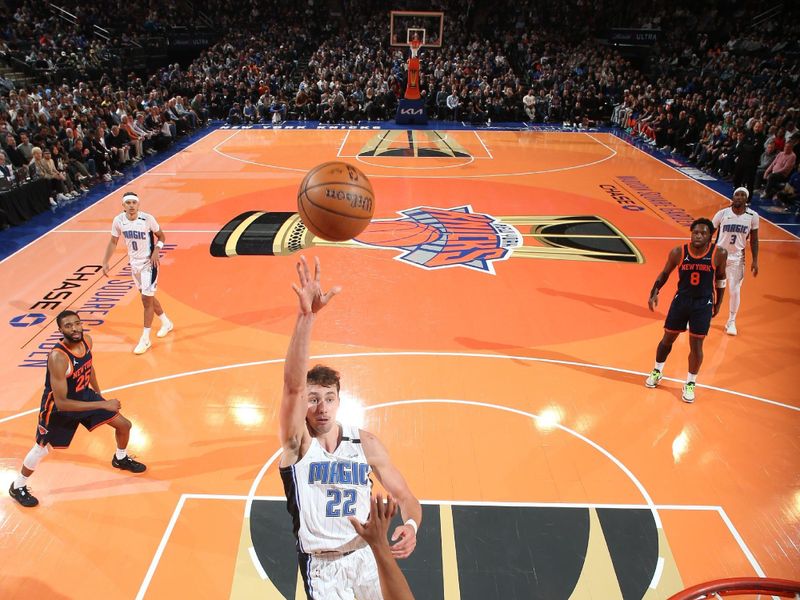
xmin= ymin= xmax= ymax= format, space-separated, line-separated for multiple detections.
xmin=409 ymin=39 xmax=422 ymax=58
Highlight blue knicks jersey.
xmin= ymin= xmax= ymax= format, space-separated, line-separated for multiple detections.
xmin=677 ymin=244 xmax=716 ymax=298
xmin=280 ymin=424 xmax=372 ymax=554
xmin=40 ymin=340 xmax=94 ymax=420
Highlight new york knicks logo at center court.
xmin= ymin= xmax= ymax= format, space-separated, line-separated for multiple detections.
xmin=211 ymin=205 xmax=644 ymax=271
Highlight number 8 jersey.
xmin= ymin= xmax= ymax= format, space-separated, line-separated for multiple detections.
xmin=677 ymin=244 xmax=717 ymax=298
xmin=281 ymin=424 xmax=372 ymax=554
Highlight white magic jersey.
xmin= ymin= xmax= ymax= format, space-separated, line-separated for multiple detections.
xmin=111 ymin=211 xmax=160 ymax=267
xmin=281 ymin=424 xmax=372 ymax=554
xmin=712 ymin=207 xmax=759 ymax=263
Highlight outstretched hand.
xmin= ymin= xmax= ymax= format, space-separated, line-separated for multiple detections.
xmin=350 ymin=494 xmax=397 ymax=550
xmin=292 ymin=255 xmax=341 ymax=315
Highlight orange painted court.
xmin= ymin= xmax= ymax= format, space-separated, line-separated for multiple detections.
xmin=0 ymin=128 xmax=798 ymax=599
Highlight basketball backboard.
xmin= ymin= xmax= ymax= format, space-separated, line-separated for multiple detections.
xmin=389 ymin=11 xmax=444 ymax=48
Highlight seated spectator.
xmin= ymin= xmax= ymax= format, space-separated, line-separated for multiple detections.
xmin=31 ymin=147 xmax=78 ymax=204
xmin=0 ymin=152 xmax=15 ymax=187
xmin=763 ymin=140 xmax=797 ymax=201
xmin=775 ymin=163 xmax=800 ymax=212
xmin=3 ymin=134 xmax=30 ymax=181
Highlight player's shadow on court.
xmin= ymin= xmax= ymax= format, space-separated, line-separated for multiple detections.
xmin=538 ymin=288 xmax=654 ymax=318
xmin=2 ymin=578 xmax=71 ymax=599
xmin=764 ymin=294 xmax=800 ymax=306
xmin=454 ymin=337 xmax=658 ymax=391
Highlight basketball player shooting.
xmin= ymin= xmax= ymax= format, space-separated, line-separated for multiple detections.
xmin=279 ymin=256 xmax=422 ymax=599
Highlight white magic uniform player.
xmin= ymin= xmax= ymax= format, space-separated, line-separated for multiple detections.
xmin=712 ymin=187 xmax=760 ymax=335
xmin=280 ymin=256 xmax=422 ymax=600
xmin=102 ymin=191 xmax=173 ymax=354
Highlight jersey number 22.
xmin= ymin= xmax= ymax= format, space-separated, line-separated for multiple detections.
xmin=326 ymin=489 xmax=357 ymax=517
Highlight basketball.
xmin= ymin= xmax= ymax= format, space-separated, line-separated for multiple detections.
xmin=297 ymin=161 xmax=375 ymax=242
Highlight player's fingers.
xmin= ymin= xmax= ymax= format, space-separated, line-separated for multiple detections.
xmin=296 ymin=260 xmax=307 ymax=286
xmin=390 ymin=525 xmax=404 ymax=541
xmin=348 ymin=516 xmax=365 ymax=535
xmin=314 ymin=256 xmax=321 ymax=282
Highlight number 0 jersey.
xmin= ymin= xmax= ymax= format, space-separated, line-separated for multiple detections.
xmin=111 ymin=211 xmax=160 ymax=268
xmin=677 ymin=244 xmax=717 ymax=298
xmin=280 ymin=424 xmax=372 ymax=554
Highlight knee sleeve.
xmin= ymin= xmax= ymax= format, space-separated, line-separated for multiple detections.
xmin=23 ymin=443 xmax=50 ymax=471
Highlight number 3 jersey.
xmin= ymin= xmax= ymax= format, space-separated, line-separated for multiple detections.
xmin=281 ymin=424 xmax=373 ymax=554
xmin=712 ymin=207 xmax=759 ymax=264
xmin=111 ymin=211 xmax=160 ymax=269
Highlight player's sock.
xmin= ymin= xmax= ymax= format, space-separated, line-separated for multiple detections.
xmin=115 ymin=448 xmax=127 ymax=460
xmin=728 ymin=312 xmax=736 ymax=325
xmin=142 ymin=327 xmax=151 ymax=340
xmin=687 ymin=372 xmax=697 ymax=383
xmin=654 ymin=361 xmax=665 ymax=372
xmin=13 ymin=474 xmax=28 ymax=489
xmin=159 ymin=313 xmax=171 ymax=325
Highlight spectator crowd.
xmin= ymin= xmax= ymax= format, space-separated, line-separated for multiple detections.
xmin=2 ymin=0 xmax=799 ymax=213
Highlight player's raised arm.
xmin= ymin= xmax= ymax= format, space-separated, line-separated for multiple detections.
xmin=713 ymin=246 xmax=728 ymax=317
xmin=648 ymin=246 xmax=682 ymax=311
xmin=279 ymin=256 xmax=340 ymax=463
xmin=350 ymin=495 xmax=416 ymax=600
xmin=361 ymin=430 xmax=422 ymax=559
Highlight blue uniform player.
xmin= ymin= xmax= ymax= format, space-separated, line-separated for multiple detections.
xmin=646 ymin=218 xmax=728 ymax=403
xmin=9 ymin=310 xmax=146 ymax=508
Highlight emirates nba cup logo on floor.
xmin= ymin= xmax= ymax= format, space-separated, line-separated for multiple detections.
xmin=211 ymin=206 xmax=643 ymax=272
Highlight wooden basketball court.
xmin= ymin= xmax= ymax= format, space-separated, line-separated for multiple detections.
xmin=1 ymin=128 xmax=798 ymax=599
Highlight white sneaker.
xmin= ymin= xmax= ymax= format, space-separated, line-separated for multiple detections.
xmin=133 ymin=338 xmax=151 ymax=355
xmin=156 ymin=321 xmax=173 ymax=338
xmin=645 ymin=369 xmax=663 ymax=388
xmin=725 ymin=322 xmax=737 ymax=336
xmin=682 ymin=382 xmax=696 ymax=403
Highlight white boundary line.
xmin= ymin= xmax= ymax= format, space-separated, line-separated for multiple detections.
xmin=33 ymin=230 xmax=800 ymax=243
xmin=649 ymin=556 xmax=665 ymax=589
xmin=614 ymin=133 xmax=800 ymax=241
xmin=473 ymin=130 xmax=494 ymax=159
xmin=50 ymin=229 xmax=219 ymax=234
xmin=211 ymin=129 xmax=618 ymax=178
xmin=135 ymin=494 xmax=186 ymax=600
xmin=0 ymin=130 xmax=217 ymax=266
xmin=716 ymin=507 xmax=766 ymax=577
xmin=335 ymin=129 xmax=351 ymax=158
xmin=2 ymin=351 xmax=796 ymax=426
xmin=134 ymin=496 xmax=767 ymax=598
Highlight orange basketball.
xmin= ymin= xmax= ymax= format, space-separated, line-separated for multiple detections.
xmin=297 ymin=161 xmax=375 ymax=242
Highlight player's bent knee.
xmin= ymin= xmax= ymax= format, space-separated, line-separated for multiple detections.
xmin=23 ymin=443 xmax=50 ymax=470
xmin=110 ymin=414 xmax=132 ymax=431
